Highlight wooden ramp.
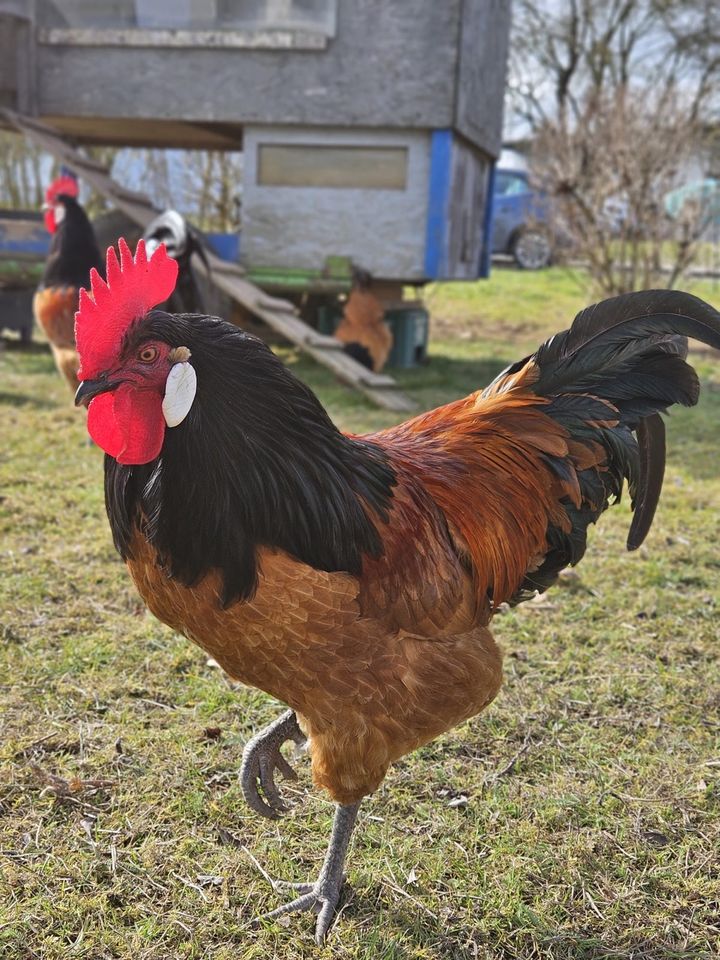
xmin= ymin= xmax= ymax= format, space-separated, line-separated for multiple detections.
xmin=1 ymin=109 xmax=416 ymax=413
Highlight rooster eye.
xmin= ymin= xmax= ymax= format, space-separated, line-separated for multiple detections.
xmin=138 ymin=345 xmax=159 ymax=363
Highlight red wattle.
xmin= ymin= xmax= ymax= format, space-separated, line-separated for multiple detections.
xmin=87 ymin=385 xmax=166 ymax=465
xmin=44 ymin=209 xmax=56 ymax=234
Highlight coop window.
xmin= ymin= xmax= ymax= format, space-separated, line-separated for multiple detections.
xmin=38 ymin=0 xmax=336 ymax=35
xmin=257 ymin=145 xmax=408 ymax=190
xmin=37 ymin=0 xmax=336 ymax=48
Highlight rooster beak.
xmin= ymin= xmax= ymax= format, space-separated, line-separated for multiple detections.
xmin=75 ymin=376 xmax=118 ymax=407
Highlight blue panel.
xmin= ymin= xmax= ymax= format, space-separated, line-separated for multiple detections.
xmin=478 ymin=160 xmax=496 ymax=279
xmin=206 ymin=232 xmax=240 ymax=262
xmin=0 ymin=223 xmax=50 ymax=259
xmin=423 ymin=129 xmax=452 ymax=279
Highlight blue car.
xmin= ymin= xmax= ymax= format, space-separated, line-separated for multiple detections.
xmin=491 ymin=167 xmax=554 ymax=269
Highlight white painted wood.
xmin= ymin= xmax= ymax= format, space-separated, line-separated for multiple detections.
xmin=455 ymin=0 xmax=512 ymax=157
xmin=5 ymin=1 xmax=511 ymax=158
xmin=242 ymin=126 xmax=431 ymax=279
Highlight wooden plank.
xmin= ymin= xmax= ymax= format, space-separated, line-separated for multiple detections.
xmin=303 ymin=332 xmax=344 ymax=349
xmin=42 ymin=115 xmax=245 ymax=150
xmin=0 ymin=109 xmax=417 ymax=413
xmin=208 ymin=267 xmax=416 ymax=412
xmin=357 ymin=373 xmax=401 ymax=388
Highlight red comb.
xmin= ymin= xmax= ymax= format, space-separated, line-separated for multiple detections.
xmin=75 ymin=238 xmax=179 ymax=379
xmin=45 ymin=174 xmax=79 ymax=203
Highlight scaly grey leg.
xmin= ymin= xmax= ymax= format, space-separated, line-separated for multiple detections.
xmin=254 ymin=801 xmax=361 ymax=945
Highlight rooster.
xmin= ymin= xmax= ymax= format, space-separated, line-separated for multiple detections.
xmin=143 ymin=209 xmax=210 ymax=314
xmin=33 ymin=171 xmax=103 ymax=393
xmin=74 ymin=239 xmax=720 ymax=943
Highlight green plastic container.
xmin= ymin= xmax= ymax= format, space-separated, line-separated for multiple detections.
xmin=317 ymin=303 xmax=429 ymax=369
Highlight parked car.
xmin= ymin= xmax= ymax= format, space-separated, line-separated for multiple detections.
xmin=490 ymin=168 xmax=554 ymax=269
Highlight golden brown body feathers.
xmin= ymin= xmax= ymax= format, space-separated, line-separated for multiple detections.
xmin=33 ymin=286 xmax=81 ymax=393
xmin=123 ymin=362 xmax=601 ymax=805
xmin=128 ymin=533 xmax=502 ymax=804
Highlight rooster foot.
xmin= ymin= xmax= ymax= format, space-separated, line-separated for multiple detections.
xmin=254 ymin=802 xmax=360 ymax=945
xmin=240 ymin=710 xmax=306 ymax=819
xmin=254 ymin=876 xmax=345 ymax=945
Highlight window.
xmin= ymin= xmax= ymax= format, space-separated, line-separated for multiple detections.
xmin=494 ymin=171 xmax=530 ymax=197
xmin=257 ymin=145 xmax=409 ymax=190
xmin=217 ymin=0 xmax=336 ymax=34
xmin=38 ymin=0 xmax=337 ymax=47
xmin=39 ymin=0 xmax=336 ymax=32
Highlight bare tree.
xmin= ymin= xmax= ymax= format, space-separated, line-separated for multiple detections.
xmin=1 ymin=130 xmax=242 ymax=240
xmin=83 ymin=145 xmax=120 ymax=218
xmin=509 ymin=0 xmax=720 ymax=295
xmin=178 ymin=150 xmax=243 ymax=231
xmin=534 ymin=87 xmax=708 ymax=293
xmin=0 ymin=131 xmax=46 ymax=209
xmin=108 ymin=147 xmax=243 ymax=232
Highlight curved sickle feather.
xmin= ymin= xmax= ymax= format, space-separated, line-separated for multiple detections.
xmin=627 ymin=413 xmax=666 ymax=551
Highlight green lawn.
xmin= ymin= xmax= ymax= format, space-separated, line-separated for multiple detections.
xmin=1 ymin=267 xmax=719 ymax=960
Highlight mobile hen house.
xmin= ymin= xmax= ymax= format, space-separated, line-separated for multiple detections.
xmin=1 ymin=0 xmax=511 ymax=285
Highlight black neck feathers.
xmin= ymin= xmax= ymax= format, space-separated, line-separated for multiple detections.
xmin=104 ymin=312 xmax=396 ymax=605
xmin=41 ymin=196 xmax=104 ymax=290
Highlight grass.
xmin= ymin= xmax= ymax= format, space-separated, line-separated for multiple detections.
xmin=1 ymin=266 xmax=719 ymax=960
xmin=0 ymin=260 xmax=44 ymax=287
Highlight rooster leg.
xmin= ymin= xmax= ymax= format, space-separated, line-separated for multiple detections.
xmin=240 ymin=710 xmax=306 ymax=818
xmin=255 ymin=801 xmax=361 ymax=945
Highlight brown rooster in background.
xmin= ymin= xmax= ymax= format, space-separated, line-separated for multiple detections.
xmin=334 ymin=268 xmax=393 ymax=372
xmin=74 ymin=239 xmax=720 ymax=943
xmin=33 ymin=171 xmax=103 ymax=394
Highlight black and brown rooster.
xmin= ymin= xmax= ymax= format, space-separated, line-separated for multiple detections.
xmin=33 ymin=171 xmax=103 ymax=393
xmin=74 ymin=239 xmax=720 ymax=943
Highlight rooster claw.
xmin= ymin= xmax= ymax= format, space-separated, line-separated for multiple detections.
xmin=240 ymin=710 xmax=306 ymax=819
xmin=253 ymin=879 xmax=345 ymax=945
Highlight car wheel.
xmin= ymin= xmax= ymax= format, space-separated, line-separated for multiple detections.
xmin=512 ymin=229 xmax=552 ymax=270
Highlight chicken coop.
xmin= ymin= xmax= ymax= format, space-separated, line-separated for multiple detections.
xmin=0 ymin=0 xmax=511 ymax=405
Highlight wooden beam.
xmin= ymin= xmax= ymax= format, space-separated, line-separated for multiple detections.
xmin=37 ymin=27 xmax=328 ymax=51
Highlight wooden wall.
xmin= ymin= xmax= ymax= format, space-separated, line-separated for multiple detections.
xmin=456 ymin=0 xmax=513 ymax=158
xmin=242 ymin=125 xmax=431 ymax=279
xmin=18 ymin=0 xmax=511 ymax=157
xmin=445 ymin=136 xmax=492 ymax=280
xmin=424 ymin=131 xmax=492 ymax=281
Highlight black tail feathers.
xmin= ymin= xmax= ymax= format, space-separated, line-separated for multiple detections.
xmin=533 ymin=290 xmax=720 ymax=401
xmin=536 ymin=290 xmax=720 ymax=552
xmin=343 ymin=341 xmax=375 ymax=371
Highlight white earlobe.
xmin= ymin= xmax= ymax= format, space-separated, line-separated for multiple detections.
xmin=162 ymin=361 xmax=197 ymax=427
